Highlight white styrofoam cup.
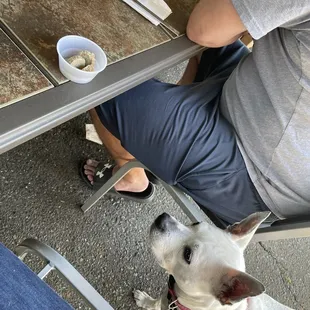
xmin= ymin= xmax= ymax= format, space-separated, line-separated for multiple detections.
xmin=56 ymin=35 xmax=107 ymax=84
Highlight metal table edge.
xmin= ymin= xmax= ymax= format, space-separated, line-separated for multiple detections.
xmin=0 ymin=36 xmax=204 ymax=154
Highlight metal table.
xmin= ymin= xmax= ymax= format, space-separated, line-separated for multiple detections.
xmin=0 ymin=36 xmax=204 ymax=154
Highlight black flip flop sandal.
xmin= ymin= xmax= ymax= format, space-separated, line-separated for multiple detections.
xmin=79 ymin=160 xmax=155 ymax=203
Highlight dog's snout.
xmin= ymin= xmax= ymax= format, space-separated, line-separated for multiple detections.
xmin=154 ymin=213 xmax=175 ymax=232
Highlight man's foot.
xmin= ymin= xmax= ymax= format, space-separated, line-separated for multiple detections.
xmin=84 ymin=159 xmax=149 ymax=193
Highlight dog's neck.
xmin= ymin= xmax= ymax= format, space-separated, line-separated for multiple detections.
xmin=170 ymin=276 xmax=248 ymax=310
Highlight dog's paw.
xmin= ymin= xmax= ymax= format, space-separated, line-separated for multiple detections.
xmin=133 ymin=290 xmax=157 ymax=309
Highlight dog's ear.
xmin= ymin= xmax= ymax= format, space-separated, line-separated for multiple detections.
xmin=215 ymin=269 xmax=265 ymax=305
xmin=226 ymin=212 xmax=270 ymax=250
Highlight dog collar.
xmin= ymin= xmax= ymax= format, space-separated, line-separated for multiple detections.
xmin=167 ymin=275 xmax=191 ymax=310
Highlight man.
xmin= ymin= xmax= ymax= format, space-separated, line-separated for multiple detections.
xmin=81 ymin=0 xmax=310 ymax=224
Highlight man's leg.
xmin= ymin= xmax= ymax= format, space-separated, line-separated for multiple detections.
xmin=84 ymin=54 xmax=202 ymax=192
xmin=82 ymin=41 xmax=267 ymax=224
xmin=84 ymin=109 xmax=148 ymax=193
xmin=83 ymin=42 xmax=242 ymax=192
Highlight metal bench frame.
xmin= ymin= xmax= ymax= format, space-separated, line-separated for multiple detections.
xmin=80 ymin=160 xmax=310 ymax=242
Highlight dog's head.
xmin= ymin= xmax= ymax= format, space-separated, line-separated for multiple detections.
xmin=150 ymin=212 xmax=270 ymax=307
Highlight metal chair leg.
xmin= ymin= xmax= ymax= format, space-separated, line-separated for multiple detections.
xmin=253 ymin=217 xmax=310 ymax=242
xmin=80 ymin=160 xmax=207 ymax=224
xmin=81 ymin=160 xmax=145 ymax=213
xmin=16 ymin=239 xmax=113 ymax=310
xmin=160 ymin=182 xmax=206 ymax=223
xmin=80 ymin=160 xmax=206 ymax=223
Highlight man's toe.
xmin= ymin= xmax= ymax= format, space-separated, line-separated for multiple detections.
xmin=84 ymin=164 xmax=96 ymax=173
xmin=86 ymin=159 xmax=99 ymax=167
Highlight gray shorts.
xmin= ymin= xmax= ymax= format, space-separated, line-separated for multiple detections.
xmin=95 ymin=41 xmax=271 ymax=224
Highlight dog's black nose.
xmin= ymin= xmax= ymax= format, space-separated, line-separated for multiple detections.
xmin=154 ymin=213 xmax=174 ymax=232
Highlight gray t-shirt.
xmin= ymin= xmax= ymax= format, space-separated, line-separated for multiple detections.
xmin=220 ymin=1 xmax=310 ymax=218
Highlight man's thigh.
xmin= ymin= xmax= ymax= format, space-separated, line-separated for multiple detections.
xmin=94 ymin=80 xmax=269 ymax=224
xmin=94 ymin=43 xmax=267 ymax=223
xmin=95 ymin=78 xmax=229 ymax=184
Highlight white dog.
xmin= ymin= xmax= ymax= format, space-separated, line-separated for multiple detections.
xmin=134 ymin=212 xmax=293 ymax=310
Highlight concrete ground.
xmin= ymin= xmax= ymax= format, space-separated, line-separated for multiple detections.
xmin=0 ymin=63 xmax=309 ymax=310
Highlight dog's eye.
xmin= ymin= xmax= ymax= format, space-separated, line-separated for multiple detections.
xmin=183 ymin=246 xmax=192 ymax=264
xmin=192 ymin=222 xmax=200 ymax=226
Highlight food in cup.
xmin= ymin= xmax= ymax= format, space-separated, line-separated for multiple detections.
xmin=66 ymin=50 xmax=96 ymax=72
